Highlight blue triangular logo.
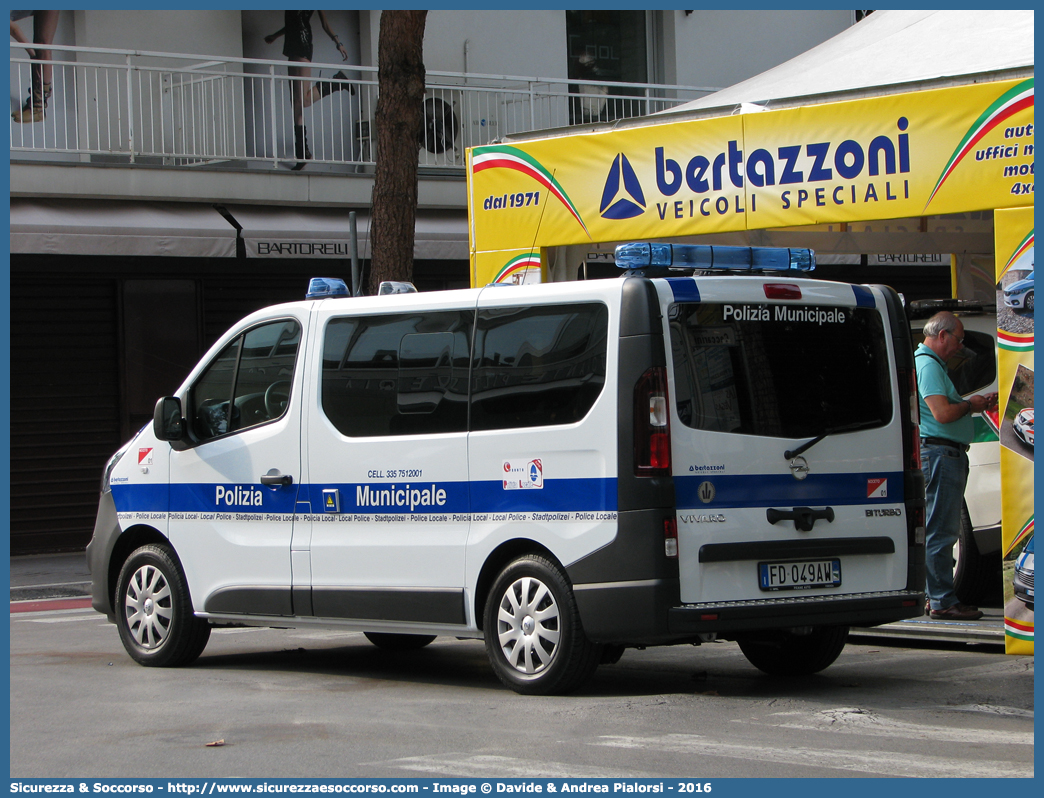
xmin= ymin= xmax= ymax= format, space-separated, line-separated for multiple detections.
xmin=600 ymin=153 xmax=646 ymax=219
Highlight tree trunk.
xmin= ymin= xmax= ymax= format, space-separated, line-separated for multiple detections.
xmin=368 ymin=10 xmax=427 ymax=295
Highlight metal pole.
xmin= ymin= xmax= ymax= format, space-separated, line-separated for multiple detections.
xmin=349 ymin=211 xmax=362 ymax=296
xmin=126 ymin=54 xmax=135 ymax=162
xmin=270 ymin=64 xmax=278 ymax=168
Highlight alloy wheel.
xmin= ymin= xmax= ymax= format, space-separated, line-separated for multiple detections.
xmin=124 ymin=564 xmax=173 ymax=650
xmin=496 ymin=575 xmax=561 ymax=674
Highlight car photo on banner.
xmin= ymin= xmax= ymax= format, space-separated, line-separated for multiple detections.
xmin=1003 ymin=270 xmax=1034 ymax=312
xmin=1003 ymin=364 xmax=1035 ymax=463
xmin=1013 ymin=407 xmax=1034 ymax=447
xmin=1013 ymin=535 xmax=1034 ymax=612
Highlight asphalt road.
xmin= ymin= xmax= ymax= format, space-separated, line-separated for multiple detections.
xmin=9 ymin=604 xmax=1034 ymax=779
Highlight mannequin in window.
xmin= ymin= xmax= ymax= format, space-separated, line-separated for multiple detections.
xmin=10 ymin=10 xmax=59 ymax=124
xmin=265 ymin=10 xmax=351 ymax=170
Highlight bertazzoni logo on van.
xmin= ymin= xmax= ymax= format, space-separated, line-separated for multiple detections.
xmin=503 ymin=459 xmax=543 ymax=490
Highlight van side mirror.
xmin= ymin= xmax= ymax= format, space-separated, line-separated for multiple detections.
xmin=154 ymin=396 xmax=185 ymax=441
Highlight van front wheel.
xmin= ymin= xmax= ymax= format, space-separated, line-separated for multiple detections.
xmin=115 ymin=544 xmax=211 ymax=667
xmin=483 ymin=555 xmax=600 ymax=695
xmin=738 ymin=625 xmax=849 ymax=676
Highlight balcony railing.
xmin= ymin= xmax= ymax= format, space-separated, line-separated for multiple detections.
xmin=10 ymin=44 xmax=718 ymax=171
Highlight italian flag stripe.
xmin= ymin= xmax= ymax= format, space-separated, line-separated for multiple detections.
xmin=473 ymin=146 xmax=589 ymax=236
xmin=926 ymin=79 xmax=1034 ymax=207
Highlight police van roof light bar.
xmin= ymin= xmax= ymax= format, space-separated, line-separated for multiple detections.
xmin=614 ymin=242 xmax=815 ymax=273
xmin=306 ymin=277 xmax=350 ymax=299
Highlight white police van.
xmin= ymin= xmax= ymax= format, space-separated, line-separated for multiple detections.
xmin=87 ymin=242 xmax=926 ymax=694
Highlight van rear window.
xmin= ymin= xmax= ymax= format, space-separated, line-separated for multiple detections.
xmin=669 ymin=303 xmax=892 ymax=439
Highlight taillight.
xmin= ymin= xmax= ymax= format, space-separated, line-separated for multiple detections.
xmin=911 ymin=505 xmax=926 ymax=545
xmin=764 ymin=283 xmax=802 ymax=300
xmin=897 ymin=365 xmax=926 ymax=546
xmin=910 ymin=423 xmax=922 ymax=472
xmin=663 ymin=516 xmax=678 ymax=558
xmin=899 ymin=367 xmax=921 ymax=471
xmin=635 ymin=366 xmax=671 ymax=476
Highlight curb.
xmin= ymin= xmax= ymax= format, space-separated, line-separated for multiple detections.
xmin=11 ymin=597 xmax=95 ymax=614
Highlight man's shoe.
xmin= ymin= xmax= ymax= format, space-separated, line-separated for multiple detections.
xmin=930 ymin=603 xmax=984 ymax=620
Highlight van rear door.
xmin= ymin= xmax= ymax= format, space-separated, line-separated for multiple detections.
xmin=660 ymin=277 xmax=909 ymax=606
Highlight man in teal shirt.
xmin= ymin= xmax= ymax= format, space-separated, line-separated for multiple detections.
xmin=916 ymin=311 xmax=998 ymax=620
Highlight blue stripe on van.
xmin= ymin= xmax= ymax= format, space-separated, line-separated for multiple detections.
xmin=852 ymin=285 xmax=876 ymax=307
xmin=675 ymin=472 xmax=903 ymax=509
xmin=115 ymin=474 xmax=895 ymax=516
xmin=470 ymin=477 xmax=618 ymax=513
xmin=169 ymin=482 xmax=300 ymax=514
xmin=111 ymin=478 xmax=617 ymax=516
xmin=667 ymin=278 xmax=701 ymax=303
xmin=111 ymin=483 xmax=169 ymax=513
xmin=302 ymin=482 xmax=471 ymax=514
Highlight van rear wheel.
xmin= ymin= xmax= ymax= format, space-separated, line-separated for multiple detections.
xmin=115 ymin=544 xmax=210 ymax=667
xmin=363 ymin=632 xmax=436 ymax=650
xmin=483 ymin=555 xmax=600 ymax=695
xmin=738 ymin=625 xmax=849 ymax=676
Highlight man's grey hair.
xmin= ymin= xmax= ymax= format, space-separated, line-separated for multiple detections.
xmin=923 ymin=311 xmax=960 ymax=339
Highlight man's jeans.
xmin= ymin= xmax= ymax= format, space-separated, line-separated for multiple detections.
xmin=921 ymin=442 xmax=970 ymax=610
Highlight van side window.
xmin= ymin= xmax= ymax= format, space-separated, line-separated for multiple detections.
xmin=322 ymin=311 xmax=471 ymax=437
xmin=669 ymin=303 xmax=892 ymax=439
xmin=189 ymin=319 xmax=301 ymax=442
xmin=471 ymin=303 xmax=608 ymax=431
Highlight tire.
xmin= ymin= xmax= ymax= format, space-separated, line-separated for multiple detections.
xmin=483 ymin=555 xmax=601 ymax=695
xmin=115 ymin=544 xmax=211 ymax=667
xmin=953 ymin=502 xmax=999 ymax=606
xmin=363 ymin=632 xmax=437 ymax=650
xmin=738 ymin=625 xmax=849 ymax=676
xmin=1026 ymin=292 xmax=1034 ymax=312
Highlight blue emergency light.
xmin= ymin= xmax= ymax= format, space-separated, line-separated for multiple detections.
xmin=306 ymin=277 xmax=350 ymax=299
xmin=615 ymin=242 xmax=815 ymax=273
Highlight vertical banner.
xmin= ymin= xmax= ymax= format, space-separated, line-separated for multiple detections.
xmin=995 ymin=206 xmax=1034 ymax=654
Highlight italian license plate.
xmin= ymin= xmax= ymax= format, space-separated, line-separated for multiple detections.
xmin=759 ymin=559 xmax=841 ymax=591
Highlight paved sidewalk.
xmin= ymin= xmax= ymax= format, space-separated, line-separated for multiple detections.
xmin=10 ymin=551 xmax=91 ymax=602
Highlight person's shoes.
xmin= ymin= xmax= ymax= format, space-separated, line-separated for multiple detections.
xmin=13 ymin=81 xmax=51 ymax=124
xmin=317 ymin=70 xmax=352 ymax=98
xmin=292 ymin=124 xmax=312 ymax=170
xmin=930 ymin=603 xmax=983 ymax=620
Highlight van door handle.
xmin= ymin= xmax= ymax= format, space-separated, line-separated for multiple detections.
xmin=260 ymin=469 xmax=294 ymax=486
xmin=766 ymin=506 xmax=834 ymax=532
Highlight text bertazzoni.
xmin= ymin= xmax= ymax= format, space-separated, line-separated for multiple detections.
xmin=722 ymin=305 xmax=849 ymax=324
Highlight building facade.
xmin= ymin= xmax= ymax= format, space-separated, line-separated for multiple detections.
xmin=9 ymin=9 xmax=857 ymax=552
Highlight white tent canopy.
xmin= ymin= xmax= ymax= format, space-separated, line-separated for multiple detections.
xmin=661 ymin=9 xmax=1034 ymax=118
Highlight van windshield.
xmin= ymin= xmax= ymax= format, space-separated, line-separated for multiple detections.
xmin=669 ymin=302 xmax=893 ymax=439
